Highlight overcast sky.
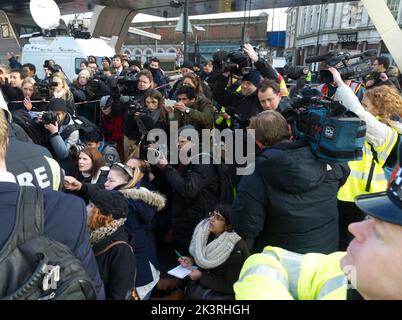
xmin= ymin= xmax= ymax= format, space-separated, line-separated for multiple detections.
xmin=62 ymin=9 xmax=288 ymax=32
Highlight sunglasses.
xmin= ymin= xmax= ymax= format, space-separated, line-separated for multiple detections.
xmin=112 ymin=163 xmax=134 ymax=179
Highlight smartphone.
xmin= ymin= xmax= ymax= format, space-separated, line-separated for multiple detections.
xmin=165 ymin=99 xmax=176 ymax=108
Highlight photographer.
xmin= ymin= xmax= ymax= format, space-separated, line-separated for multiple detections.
xmin=43 ymin=98 xmax=79 ymax=174
xmin=123 ymin=70 xmax=154 ymax=159
xmin=167 ymin=86 xmax=214 ymax=132
xmin=213 ymin=68 xmax=263 ymax=127
xmin=70 ymin=69 xmax=110 ymax=123
xmin=365 ymin=57 xmax=401 ymax=91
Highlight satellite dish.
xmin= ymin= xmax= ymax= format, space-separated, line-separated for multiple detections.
xmin=30 ymin=0 xmax=60 ymax=30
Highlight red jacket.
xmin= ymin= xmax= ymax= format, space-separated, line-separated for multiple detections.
xmin=101 ymin=113 xmax=125 ymax=144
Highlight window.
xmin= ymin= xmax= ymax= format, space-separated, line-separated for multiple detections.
xmin=1 ymin=24 xmax=10 ymax=38
xmin=134 ymin=49 xmax=142 ymax=62
xmin=387 ymin=0 xmax=400 ymax=19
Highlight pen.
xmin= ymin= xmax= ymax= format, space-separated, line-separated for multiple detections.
xmin=175 ymin=250 xmax=183 ymax=259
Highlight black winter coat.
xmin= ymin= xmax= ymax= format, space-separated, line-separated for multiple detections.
xmin=197 ymin=238 xmax=249 ymax=297
xmin=213 ymin=75 xmax=263 ymax=125
xmin=231 ymin=140 xmax=350 ymax=254
xmin=92 ymin=225 xmax=136 ymax=300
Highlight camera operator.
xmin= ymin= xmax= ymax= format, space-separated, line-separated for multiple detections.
xmin=0 ymin=68 xmax=24 ymax=111
xmin=43 ymin=98 xmax=79 ymax=174
xmin=213 ymin=67 xmax=263 ymax=127
xmin=123 ymin=69 xmax=154 ymax=159
xmin=70 ymin=69 xmax=110 ymax=123
xmin=200 ymin=60 xmax=220 ymax=91
xmin=167 ymin=86 xmax=214 ymax=132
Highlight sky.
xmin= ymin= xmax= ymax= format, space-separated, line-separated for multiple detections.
xmin=62 ymin=9 xmax=288 ymax=32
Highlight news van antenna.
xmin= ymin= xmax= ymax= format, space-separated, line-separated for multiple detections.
xmin=30 ymin=0 xmax=60 ymax=35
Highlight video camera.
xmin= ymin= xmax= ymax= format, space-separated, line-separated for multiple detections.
xmin=305 ymin=49 xmax=377 ymax=83
xmin=283 ymin=65 xmax=309 ymax=81
xmin=35 ymin=81 xmax=59 ymax=100
xmin=116 ymin=71 xmax=139 ymax=95
xmin=69 ymin=143 xmax=87 ymax=158
xmin=120 ymin=96 xmax=147 ymax=116
xmin=213 ymin=45 xmax=256 ymax=76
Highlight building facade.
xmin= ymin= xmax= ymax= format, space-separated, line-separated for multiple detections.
xmin=121 ymin=13 xmax=269 ymax=64
xmin=285 ymin=1 xmax=402 ymax=66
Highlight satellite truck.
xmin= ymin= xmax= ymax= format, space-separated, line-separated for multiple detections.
xmin=21 ymin=0 xmax=115 ymax=81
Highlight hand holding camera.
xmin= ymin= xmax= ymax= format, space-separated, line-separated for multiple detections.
xmin=174 ymin=101 xmax=186 ymax=112
xmin=242 ymin=43 xmax=259 ymax=63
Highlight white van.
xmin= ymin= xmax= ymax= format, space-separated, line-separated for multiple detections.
xmin=21 ymin=36 xmax=115 ymax=81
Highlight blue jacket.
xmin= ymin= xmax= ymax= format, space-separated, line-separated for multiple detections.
xmin=0 ymin=181 xmax=105 ymax=299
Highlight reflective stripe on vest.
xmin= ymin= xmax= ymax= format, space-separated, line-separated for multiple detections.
xmin=316 ymin=274 xmax=348 ymax=299
xmin=239 ymin=265 xmax=288 ymax=289
xmin=44 ymin=155 xmax=61 ymax=191
xmin=279 ymin=250 xmax=303 ymax=299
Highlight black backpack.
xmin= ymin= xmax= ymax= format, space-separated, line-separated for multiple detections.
xmin=0 ymin=186 xmax=97 ymax=300
xmin=60 ymin=116 xmax=100 ymax=141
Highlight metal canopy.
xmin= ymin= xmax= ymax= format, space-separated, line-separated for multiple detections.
xmin=0 ymin=0 xmax=350 ymax=16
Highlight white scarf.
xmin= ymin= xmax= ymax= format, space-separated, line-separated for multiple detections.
xmin=189 ymin=219 xmax=241 ymax=270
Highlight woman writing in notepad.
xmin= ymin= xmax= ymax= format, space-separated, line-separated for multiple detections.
xmin=178 ymin=205 xmax=249 ymax=300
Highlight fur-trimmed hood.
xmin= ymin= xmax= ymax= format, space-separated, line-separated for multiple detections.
xmin=119 ymin=187 xmax=166 ymax=211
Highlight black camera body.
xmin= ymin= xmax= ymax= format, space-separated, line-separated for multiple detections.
xmin=283 ymin=65 xmax=309 ymax=81
xmin=116 ymin=71 xmax=139 ymax=96
xmin=42 ymin=111 xmax=58 ymax=125
xmin=69 ymin=143 xmax=87 ymax=158
xmin=213 ymin=46 xmax=254 ymax=76
xmin=36 ymin=81 xmax=59 ymax=100
xmin=123 ymin=97 xmax=147 ymax=116
xmin=306 ymin=49 xmax=377 ymax=83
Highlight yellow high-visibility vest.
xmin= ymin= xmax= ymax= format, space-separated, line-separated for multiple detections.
xmin=338 ymin=128 xmax=398 ymax=202
xmin=234 ymin=246 xmax=348 ymax=300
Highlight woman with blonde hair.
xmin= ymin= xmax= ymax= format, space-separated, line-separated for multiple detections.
xmin=51 ymin=72 xmax=75 ymax=115
xmin=104 ymin=163 xmax=166 ymax=300
xmin=329 ymin=68 xmax=402 ymax=250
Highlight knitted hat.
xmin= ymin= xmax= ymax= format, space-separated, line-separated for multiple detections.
xmin=91 ymin=189 xmax=129 ymax=220
xmin=78 ymin=69 xmax=91 ymax=79
xmin=181 ymin=61 xmax=194 ymax=71
xmin=99 ymin=95 xmax=113 ymax=108
xmin=242 ymin=69 xmax=261 ymax=88
xmin=48 ymin=98 xmax=67 ymax=113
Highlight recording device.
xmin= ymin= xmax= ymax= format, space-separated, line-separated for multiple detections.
xmin=305 ymin=49 xmax=377 ymax=83
xmin=164 ymin=99 xmax=176 ymax=108
xmin=69 ymin=143 xmax=87 ymax=158
xmin=364 ymin=71 xmax=383 ymax=87
xmin=212 ymin=45 xmax=257 ymax=76
xmin=283 ymin=65 xmax=309 ymax=80
xmin=120 ymin=96 xmax=147 ymax=116
xmin=36 ymin=81 xmax=59 ymax=99
xmin=115 ymin=71 xmax=139 ymax=95
xmin=41 ymin=111 xmax=58 ymax=125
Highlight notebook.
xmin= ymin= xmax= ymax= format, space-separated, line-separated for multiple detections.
xmin=167 ymin=265 xmax=198 ymax=279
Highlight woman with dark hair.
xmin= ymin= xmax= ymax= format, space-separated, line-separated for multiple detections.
xmin=63 ymin=147 xmax=110 ymax=202
xmin=104 ymin=163 xmax=166 ymax=300
xmin=88 ymin=189 xmax=136 ymax=300
xmin=182 ymin=72 xmax=204 ymax=98
xmin=178 ymin=205 xmax=249 ymax=300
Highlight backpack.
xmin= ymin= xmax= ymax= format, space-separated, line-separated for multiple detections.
xmin=294 ymin=102 xmax=367 ymax=163
xmin=0 ymin=186 xmax=97 ymax=300
xmin=60 ymin=116 xmax=100 ymax=141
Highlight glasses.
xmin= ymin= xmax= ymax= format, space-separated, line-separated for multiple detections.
xmin=208 ymin=211 xmax=226 ymax=221
xmin=112 ymin=163 xmax=134 ymax=179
